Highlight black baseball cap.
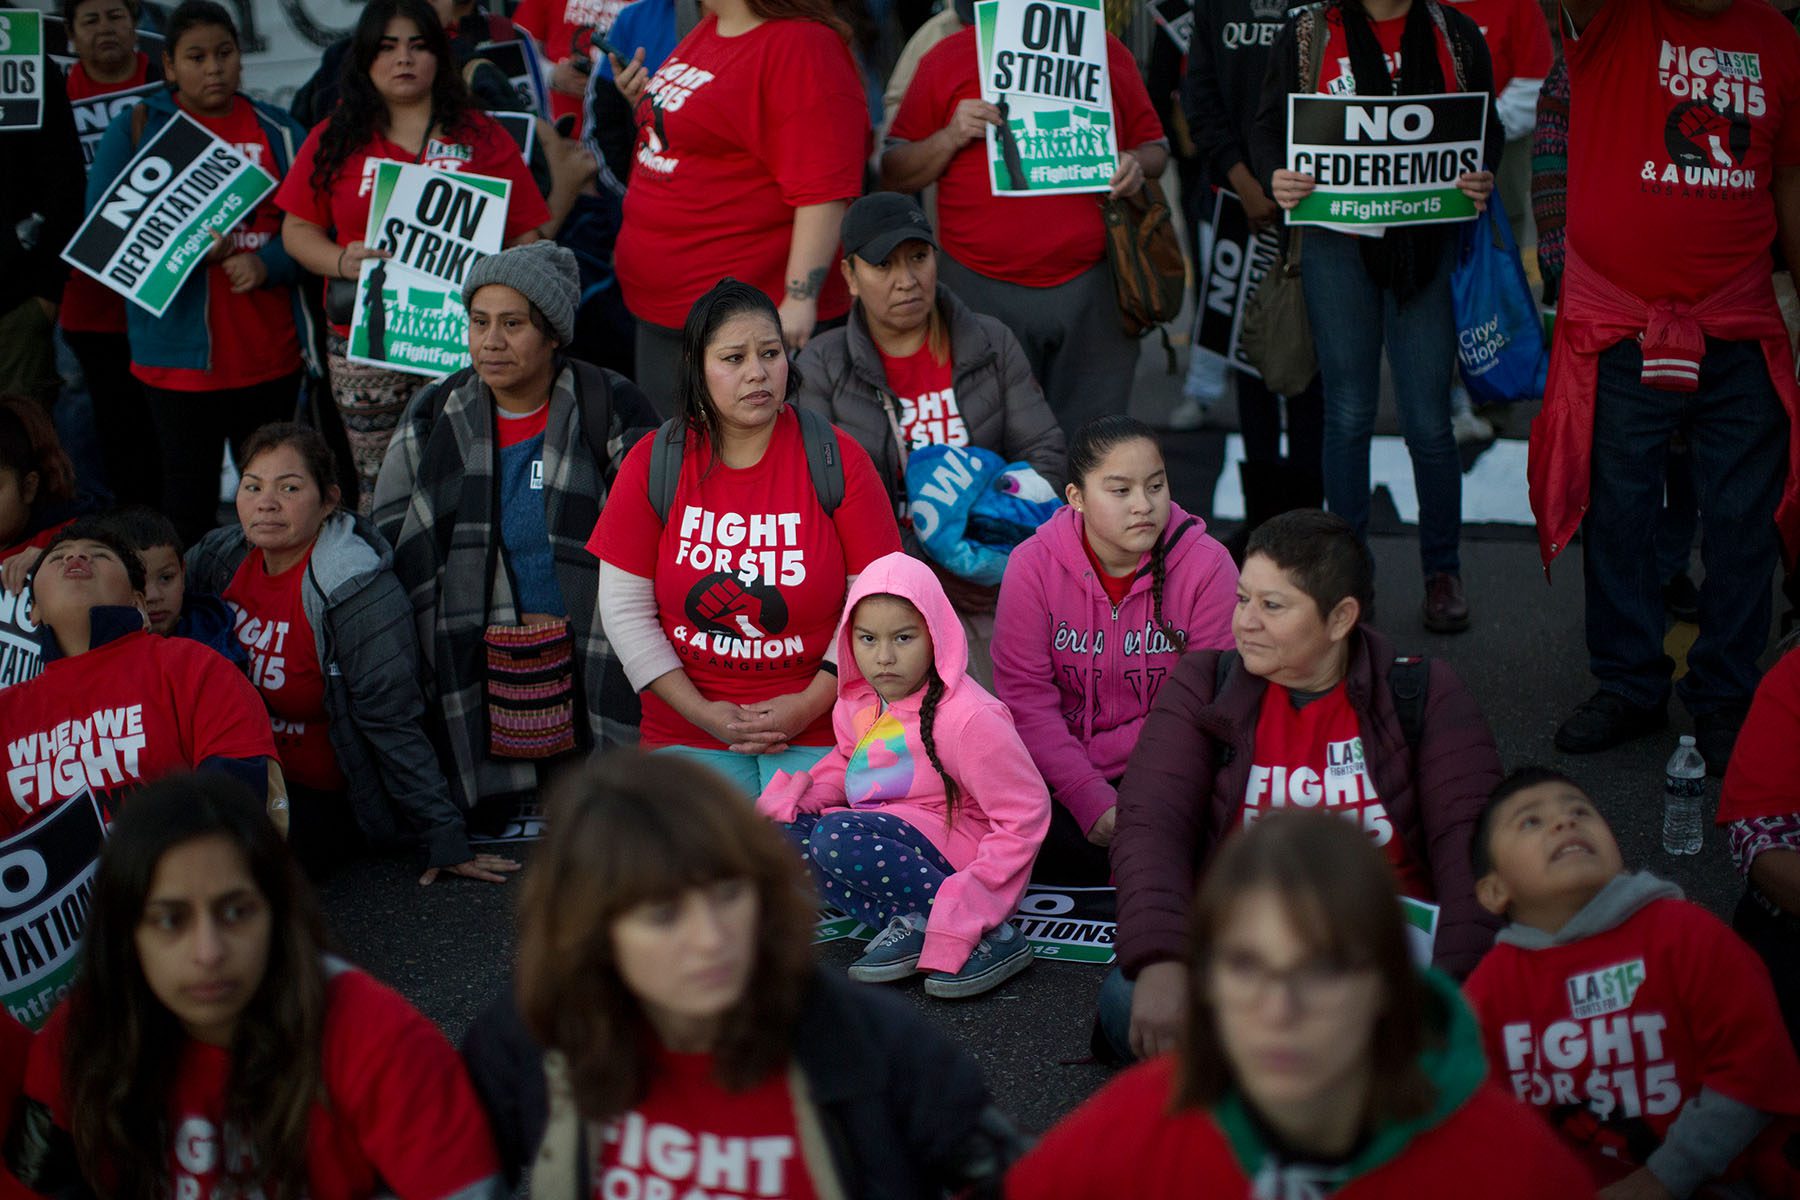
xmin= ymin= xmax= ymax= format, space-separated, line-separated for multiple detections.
xmin=841 ymin=193 xmax=938 ymax=266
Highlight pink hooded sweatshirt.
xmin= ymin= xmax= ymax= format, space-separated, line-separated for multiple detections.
xmin=759 ymin=553 xmax=1051 ymax=973
xmin=990 ymin=502 xmax=1235 ymax=835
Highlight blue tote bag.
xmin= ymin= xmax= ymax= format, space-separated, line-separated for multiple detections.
xmin=1453 ymin=192 xmax=1548 ymax=405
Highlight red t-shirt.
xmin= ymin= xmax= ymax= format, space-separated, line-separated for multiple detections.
xmin=1464 ymin=896 xmax=1800 ymax=1188
xmin=224 ymin=547 xmax=343 ymax=792
xmin=592 ymin=1047 xmax=818 ymax=1200
xmin=613 ymin=16 xmax=868 ymax=329
xmin=26 ymin=967 xmax=504 ymax=1200
xmin=586 ymin=406 xmax=900 ymax=748
xmin=275 ymin=115 xmax=552 ymax=335
xmin=61 ymin=56 xmax=153 ymax=335
xmin=497 ymin=401 xmax=551 ymax=447
xmin=876 ymin=342 xmax=965 ymax=451
xmin=1080 ymin=534 xmax=1135 ymax=611
xmin=511 ymin=0 xmax=629 ymax=128
xmin=1242 ymin=683 xmax=1430 ymax=897
xmin=889 ymin=29 xmax=1164 ymax=288
xmin=133 ymin=96 xmax=302 ymax=392
xmin=0 ymin=629 xmax=276 ymax=835
xmin=1719 ymin=645 xmax=1800 ymax=826
xmin=1446 ymin=0 xmax=1553 ymax=92
xmin=1315 ymin=7 xmax=1463 ymax=95
xmin=1563 ymin=0 xmax=1800 ymax=305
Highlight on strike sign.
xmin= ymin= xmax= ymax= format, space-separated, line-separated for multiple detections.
xmin=1285 ymin=92 xmax=1487 ymax=230
xmin=974 ymin=0 xmax=1117 ymax=196
xmin=348 ymin=160 xmax=510 ymax=378
xmin=0 ymin=10 xmax=44 ymax=131
xmin=0 ymin=792 xmax=105 ymax=1030
xmin=61 ymin=112 xmax=277 ymax=316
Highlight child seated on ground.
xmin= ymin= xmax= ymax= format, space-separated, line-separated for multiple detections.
xmin=102 ymin=505 xmax=245 ymax=670
xmin=758 ymin=552 xmax=1050 ymax=1000
xmin=1463 ymin=767 xmax=1800 ymax=1198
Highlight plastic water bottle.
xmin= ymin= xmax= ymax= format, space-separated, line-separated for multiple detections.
xmin=1661 ymin=736 xmax=1706 ymax=856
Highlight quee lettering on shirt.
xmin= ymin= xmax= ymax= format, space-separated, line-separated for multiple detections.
xmin=6 ymin=706 xmax=147 ymax=814
xmin=597 ymin=1114 xmax=802 ymax=1200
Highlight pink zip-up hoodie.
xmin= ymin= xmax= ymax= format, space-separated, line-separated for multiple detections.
xmin=990 ymin=502 xmax=1236 ymax=834
xmin=759 ymin=553 xmax=1051 ymax=973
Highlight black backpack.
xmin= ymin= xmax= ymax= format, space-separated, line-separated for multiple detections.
xmin=1211 ymin=649 xmax=1429 ymax=760
xmin=645 ymin=406 xmax=844 ymax=523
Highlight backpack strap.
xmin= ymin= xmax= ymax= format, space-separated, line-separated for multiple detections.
xmin=1211 ymin=649 xmax=1241 ymax=767
xmin=1387 ymin=656 xmax=1430 ymax=752
xmin=646 ymin=418 xmax=686 ymax=524
xmin=794 ymin=405 xmax=845 ymax=518
xmin=130 ymin=101 xmax=150 ymax=149
xmin=568 ymin=360 xmax=616 ymax=481
xmin=1424 ymin=0 xmax=1469 ymax=91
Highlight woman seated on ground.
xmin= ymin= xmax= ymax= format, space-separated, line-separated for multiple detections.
xmin=375 ymin=242 xmax=660 ymax=811
xmin=794 ymin=193 xmax=1066 ymax=685
xmin=1006 ymin=811 xmax=1590 ymax=1198
xmin=460 ymin=750 xmax=1023 ymax=1196
xmin=1104 ymin=509 xmax=1502 ymax=1064
xmin=187 ymin=423 xmax=517 ymax=885
xmin=0 ymin=519 xmax=274 ymax=836
xmin=3 ymin=773 xmax=506 ymax=1200
xmin=991 ymin=415 xmax=1236 ymax=885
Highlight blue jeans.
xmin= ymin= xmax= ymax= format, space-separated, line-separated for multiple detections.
xmin=650 ymin=745 xmax=830 ymax=800
xmin=1095 ymin=966 xmax=1135 ymax=1063
xmin=1584 ymin=338 xmax=1787 ymax=715
xmin=1301 ymin=230 xmax=1462 ymax=574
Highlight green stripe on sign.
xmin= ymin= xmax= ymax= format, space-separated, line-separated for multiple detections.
xmin=1291 ymin=186 xmax=1474 ymax=228
xmin=1027 ymin=941 xmax=1115 ymax=964
xmin=136 ymin=173 xmax=273 ymax=313
xmin=0 ymin=13 xmax=42 ymax=55
xmin=1401 ymin=897 xmax=1436 ymax=934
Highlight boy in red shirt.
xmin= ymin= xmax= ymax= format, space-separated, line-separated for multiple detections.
xmin=1464 ymin=767 xmax=1800 ymax=1198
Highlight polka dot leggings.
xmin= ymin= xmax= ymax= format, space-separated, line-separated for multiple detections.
xmin=785 ymin=811 xmax=953 ymax=930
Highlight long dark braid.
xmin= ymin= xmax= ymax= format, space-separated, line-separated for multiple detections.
xmin=918 ymin=671 xmax=959 ymax=825
xmin=1148 ymin=534 xmax=1187 ymax=654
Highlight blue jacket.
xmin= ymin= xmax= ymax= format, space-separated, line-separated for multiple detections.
xmin=85 ymin=87 xmax=317 ymax=376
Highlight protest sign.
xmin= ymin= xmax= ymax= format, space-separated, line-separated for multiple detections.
xmin=0 ymin=10 xmax=45 ymax=131
xmin=492 ymin=110 xmax=537 ymax=163
xmin=347 ymin=160 xmax=511 ymax=378
xmin=0 ymin=793 xmax=106 ymax=1030
xmin=974 ymin=0 xmax=1116 ymax=196
xmin=476 ymin=35 xmax=551 ymax=118
xmin=70 ymin=81 xmax=163 ymax=173
xmin=0 ymin=581 xmax=42 ymax=692
xmin=61 ymin=112 xmax=277 ymax=317
xmin=812 ymin=885 xmax=1117 ymax=965
xmin=1401 ymin=896 xmax=1439 ymax=968
xmin=1149 ymin=0 xmax=1192 ymax=55
xmin=1198 ymin=189 xmax=1280 ymax=378
xmin=814 ymin=909 xmax=872 ymax=944
xmin=1285 ymin=92 xmax=1487 ymax=230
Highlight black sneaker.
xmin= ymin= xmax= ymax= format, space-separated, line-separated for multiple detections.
xmin=1663 ymin=573 xmax=1701 ymax=624
xmin=1694 ymin=708 xmax=1746 ymax=779
xmin=1554 ymin=691 xmax=1668 ymax=754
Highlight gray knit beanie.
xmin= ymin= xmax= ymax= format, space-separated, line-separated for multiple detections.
xmin=461 ymin=241 xmax=579 ymax=345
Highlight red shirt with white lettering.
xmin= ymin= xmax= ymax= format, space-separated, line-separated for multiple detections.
xmin=511 ymin=0 xmax=629 ymax=129
xmin=61 ymin=56 xmax=153 ymax=334
xmin=1464 ymin=895 xmax=1800 ymax=1188
xmin=1242 ymin=683 xmax=1430 ymax=896
xmin=586 ymin=406 xmax=900 ymax=748
xmin=1446 ymin=0 xmax=1552 ymax=92
xmin=275 ymin=114 xmax=552 ymax=336
xmin=133 ymin=96 xmax=301 ymax=392
xmin=877 ymin=342 xmax=965 ymax=454
xmin=1314 ymin=6 xmax=1463 ymax=95
xmin=613 ymin=15 xmax=868 ymax=329
xmin=0 ymin=628 xmax=275 ymax=835
xmin=225 ymin=546 xmax=343 ymax=791
xmin=888 ymin=29 xmax=1165 ymax=288
xmin=26 ymin=966 xmax=504 ymax=1200
xmin=1563 ymin=0 xmax=1800 ymax=306
xmin=592 ymin=1046 xmax=818 ymax=1200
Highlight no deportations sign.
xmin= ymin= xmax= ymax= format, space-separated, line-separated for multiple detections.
xmin=1198 ymin=189 xmax=1279 ymax=378
xmin=975 ymin=0 xmax=1116 ymax=196
xmin=0 ymin=793 xmax=105 ymax=1030
xmin=813 ymin=885 xmax=1118 ymax=965
xmin=1285 ymin=92 xmax=1487 ymax=230
xmin=348 ymin=161 xmax=510 ymax=378
xmin=70 ymin=81 xmax=163 ymax=172
xmin=61 ymin=112 xmax=277 ymax=317
xmin=0 ymin=10 xmax=45 ymax=131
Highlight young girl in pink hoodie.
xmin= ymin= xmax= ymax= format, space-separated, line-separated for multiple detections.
xmin=992 ymin=416 xmax=1237 ymax=884
xmin=759 ymin=552 xmax=1051 ymax=999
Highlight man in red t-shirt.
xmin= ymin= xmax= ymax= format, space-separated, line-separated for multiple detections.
xmin=881 ymin=29 xmax=1168 ymax=438
xmin=1538 ymin=0 xmax=1800 ymax=774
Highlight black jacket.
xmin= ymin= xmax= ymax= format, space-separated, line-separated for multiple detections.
xmin=1184 ymin=0 xmax=1294 ymax=189
xmin=1 ymin=63 xmax=83 ymax=313
xmin=461 ymin=967 xmax=1024 ymax=1199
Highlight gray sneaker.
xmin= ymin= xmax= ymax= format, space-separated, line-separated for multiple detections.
xmin=847 ymin=913 xmax=927 ymax=984
xmin=923 ymin=924 xmax=1035 ymax=999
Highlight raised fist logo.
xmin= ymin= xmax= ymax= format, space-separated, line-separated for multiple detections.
xmin=686 ymin=570 xmax=790 ymax=641
xmin=1665 ymin=99 xmax=1751 ymax=170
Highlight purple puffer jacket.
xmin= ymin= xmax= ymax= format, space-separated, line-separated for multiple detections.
xmin=1112 ymin=626 xmax=1502 ymax=980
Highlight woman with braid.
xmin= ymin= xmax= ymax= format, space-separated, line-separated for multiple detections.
xmin=991 ymin=416 xmax=1236 ymax=884
xmin=758 ymin=553 xmax=1050 ymax=1000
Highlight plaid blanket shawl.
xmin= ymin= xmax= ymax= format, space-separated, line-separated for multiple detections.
xmin=374 ymin=359 xmax=644 ymax=809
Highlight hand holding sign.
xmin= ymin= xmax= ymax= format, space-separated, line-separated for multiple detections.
xmin=945 ymin=98 xmax=1004 ymax=148
xmin=1271 ymin=168 xmax=1316 ymax=211
xmin=1458 ymin=168 xmax=1495 ymax=214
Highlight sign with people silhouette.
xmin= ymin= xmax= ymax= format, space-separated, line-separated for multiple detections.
xmin=974 ymin=0 xmax=1116 ymax=196
xmin=347 ymin=160 xmax=511 ymax=377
